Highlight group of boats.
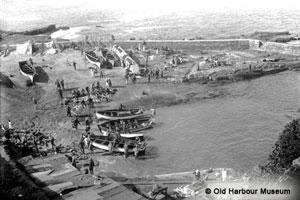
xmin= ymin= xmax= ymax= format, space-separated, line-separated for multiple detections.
xmin=91 ymin=107 xmax=155 ymax=157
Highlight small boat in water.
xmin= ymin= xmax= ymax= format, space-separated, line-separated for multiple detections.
xmin=19 ymin=61 xmax=36 ymax=83
xmin=96 ymin=108 xmax=153 ymax=120
xmin=91 ymin=135 xmax=146 ymax=156
xmin=85 ymin=51 xmax=102 ymax=68
xmin=98 ymin=116 xmax=154 ymax=135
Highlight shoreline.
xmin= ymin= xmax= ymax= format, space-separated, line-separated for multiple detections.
xmin=1 ymin=33 xmax=300 ymax=199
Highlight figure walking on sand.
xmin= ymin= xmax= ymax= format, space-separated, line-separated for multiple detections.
xmin=58 ymin=88 xmax=63 ymax=99
xmin=89 ymin=157 xmax=95 ymax=175
xmin=66 ymin=105 xmax=71 ymax=117
xmin=73 ymin=117 xmax=80 ymax=129
xmin=60 ymin=79 xmax=65 ymax=90
xmin=73 ymin=61 xmax=77 ymax=70
xmin=79 ymin=136 xmax=85 ymax=154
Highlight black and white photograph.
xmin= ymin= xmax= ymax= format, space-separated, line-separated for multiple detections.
xmin=1 ymin=0 xmax=300 ymax=199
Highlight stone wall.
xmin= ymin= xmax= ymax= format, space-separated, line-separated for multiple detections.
xmin=117 ymin=39 xmax=300 ymax=55
xmin=117 ymin=39 xmax=250 ymax=51
xmin=254 ymin=41 xmax=300 ymax=55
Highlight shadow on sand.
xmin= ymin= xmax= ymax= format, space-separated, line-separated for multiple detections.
xmin=34 ymin=66 xmax=49 ymax=83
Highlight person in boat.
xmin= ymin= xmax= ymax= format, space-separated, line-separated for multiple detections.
xmin=120 ymin=120 xmax=126 ymax=132
xmin=133 ymin=119 xmax=138 ymax=129
xmin=136 ymin=107 xmax=143 ymax=114
xmin=66 ymin=105 xmax=71 ymax=117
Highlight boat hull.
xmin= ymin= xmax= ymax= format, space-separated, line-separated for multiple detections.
xmin=85 ymin=52 xmax=101 ymax=68
xmin=96 ymin=111 xmax=151 ymax=121
xmin=19 ymin=61 xmax=36 ymax=83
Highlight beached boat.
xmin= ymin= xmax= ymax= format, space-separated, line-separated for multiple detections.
xmin=91 ymin=135 xmax=146 ymax=155
xmin=96 ymin=108 xmax=152 ymax=120
xmin=98 ymin=116 xmax=154 ymax=135
xmin=19 ymin=61 xmax=36 ymax=83
xmin=85 ymin=51 xmax=101 ymax=68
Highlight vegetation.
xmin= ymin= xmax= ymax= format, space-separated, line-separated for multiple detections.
xmin=264 ymin=119 xmax=300 ymax=174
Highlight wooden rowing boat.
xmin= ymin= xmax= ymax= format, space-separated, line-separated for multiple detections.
xmin=96 ymin=108 xmax=152 ymax=120
xmin=19 ymin=61 xmax=36 ymax=83
xmin=85 ymin=51 xmax=101 ymax=68
xmin=91 ymin=135 xmax=146 ymax=155
xmin=98 ymin=116 xmax=154 ymax=135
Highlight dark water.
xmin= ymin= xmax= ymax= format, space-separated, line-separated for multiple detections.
xmin=97 ymin=71 xmax=300 ymax=177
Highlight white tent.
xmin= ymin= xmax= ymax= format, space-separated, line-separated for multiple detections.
xmin=16 ymin=40 xmax=32 ymax=55
xmin=45 ymin=48 xmax=57 ymax=55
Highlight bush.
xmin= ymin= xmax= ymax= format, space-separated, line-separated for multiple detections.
xmin=264 ymin=119 xmax=300 ymax=174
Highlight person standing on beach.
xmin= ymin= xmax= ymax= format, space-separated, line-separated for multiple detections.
xmin=71 ymin=153 xmax=77 ymax=167
xmin=50 ymin=135 xmax=56 ymax=152
xmin=89 ymin=157 xmax=95 ymax=175
xmin=160 ymin=69 xmax=164 ymax=78
xmin=8 ymin=120 xmax=13 ymax=130
xmin=66 ymin=105 xmax=71 ymax=117
xmin=148 ymin=73 xmax=151 ymax=83
xmin=73 ymin=61 xmax=77 ymax=70
xmin=55 ymin=79 xmax=61 ymax=89
xmin=73 ymin=117 xmax=80 ymax=129
xmin=59 ymin=88 xmax=63 ymax=99
xmin=60 ymin=79 xmax=65 ymax=90
xmin=79 ymin=136 xmax=85 ymax=154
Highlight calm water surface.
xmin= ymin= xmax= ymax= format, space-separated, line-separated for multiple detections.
xmin=98 ymin=71 xmax=300 ymax=177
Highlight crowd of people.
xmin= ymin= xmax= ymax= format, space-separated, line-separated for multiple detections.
xmin=1 ymin=120 xmax=57 ymax=157
xmin=100 ymin=118 xmax=150 ymax=134
xmin=70 ymin=81 xmax=116 ymax=103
